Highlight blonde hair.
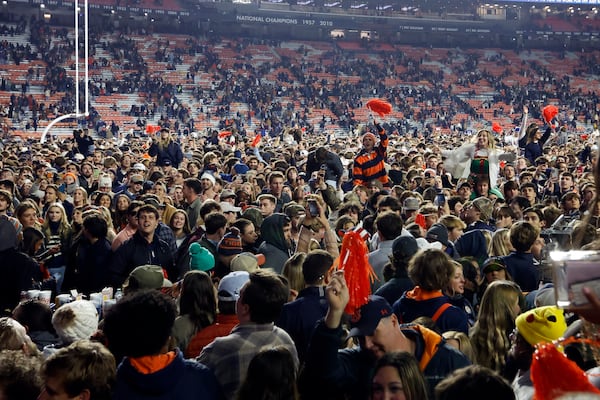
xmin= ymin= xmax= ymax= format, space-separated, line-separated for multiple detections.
xmin=470 ymin=280 xmax=521 ymax=372
xmin=490 ymin=228 xmax=513 ymax=257
xmin=476 ymin=129 xmax=496 ymax=150
xmin=42 ymin=202 xmax=71 ymax=241
xmin=442 ymin=331 xmax=475 ymax=362
xmin=481 ymin=229 xmax=493 ymax=255
xmin=439 ymin=214 xmax=466 ymax=231
xmin=158 ymin=129 xmax=173 ymax=149
xmin=203 ymin=151 xmax=218 ymax=166
xmin=282 ymin=252 xmax=306 ymax=293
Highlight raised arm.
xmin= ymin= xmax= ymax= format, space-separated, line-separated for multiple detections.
xmin=518 ymin=105 xmax=529 ymax=143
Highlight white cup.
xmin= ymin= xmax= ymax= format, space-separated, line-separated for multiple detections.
xmin=27 ymin=290 xmax=40 ymax=300
xmin=89 ymin=293 xmax=103 ymax=305
xmin=56 ymin=294 xmax=72 ymax=306
xmin=39 ymin=290 xmax=52 ymax=305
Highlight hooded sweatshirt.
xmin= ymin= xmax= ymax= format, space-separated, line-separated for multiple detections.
xmin=258 ymin=213 xmax=292 ymax=273
xmin=454 ymin=229 xmax=489 ymax=266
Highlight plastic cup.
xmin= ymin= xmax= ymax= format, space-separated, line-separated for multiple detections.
xmin=89 ymin=293 xmax=103 ymax=305
xmin=26 ymin=290 xmax=40 ymax=300
xmin=55 ymin=294 xmax=72 ymax=306
xmin=39 ymin=290 xmax=52 ymax=305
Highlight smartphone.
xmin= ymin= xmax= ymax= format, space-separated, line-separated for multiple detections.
xmin=307 ymin=200 xmax=319 ymax=217
xmin=93 ymin=168 xmax=100 ymax=179
xmin=434 ymin=191 xmax=446 ymax=208
xmin=551 ymin=168 xmax=559 ymax=181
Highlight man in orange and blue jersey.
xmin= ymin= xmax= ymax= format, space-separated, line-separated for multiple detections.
xmin=352 ymin=122 xmax=390 ymax=187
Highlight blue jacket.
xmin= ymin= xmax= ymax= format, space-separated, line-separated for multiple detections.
xmin=299 ymin=321 xmax=470 ymax=400
xmin=374 ymin=277 xmax=414 ymax=306
xmin=502 ymin=251 xmax=539 ymax=292
xmin=113 ymin=351 xmax=224 ymax=400
xmin=393 ymin=287 xmax=469 ymax=334
xmin=276 ymin=285 xmax=328 ymax=362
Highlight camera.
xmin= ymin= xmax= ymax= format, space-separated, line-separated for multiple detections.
xmin=540 ymin=214 xmax=577 ymax=250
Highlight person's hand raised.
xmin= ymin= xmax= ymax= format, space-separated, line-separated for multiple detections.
xmin=324 ymin=271 xmax=349 ymax=329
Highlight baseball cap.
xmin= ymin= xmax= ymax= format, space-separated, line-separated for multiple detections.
xmin=403 ymin=197 xmax=420 ymax=211
xmin=348 ymin=295 xmax=393 ymax=338
xmin=284 ymin=203 xmax=305 ymax=218
xmin=143 ymin=196 xmax=165 ymax=208
xmin=220 ymin=189 xmax=236 ymax=200
xmin=424 ymin=168 xmax=436 ymax=177
xmin=392 ymin=235 xmax=419 ymax=260
xmin=230 ymin=252 xmax=266 ymax=272
xmin=426 ymin=223 xmax=450 ymax=247
xmin=220 ymin=201 xmax=241 ymax=214
xmin=218 ymin=271 xmax=250 ymax=302
xmin=132 ymin=163 xmax=146 ymax=171
xmin=124 ymin=265 xmax=172 ymax=290
xmin=130 ymin=174 xmax=144 ymax=184
xmin=482 ymin=257 xmax=507 ymax=273
xmin=472 ymin=197 xmax=493 ymax=222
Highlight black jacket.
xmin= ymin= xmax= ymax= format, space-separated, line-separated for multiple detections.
xmin=64 ymin=236 xmax=112 ymax=295
xmin=109 ymin=232 xmax=174 ymax=287
xmin=0 ymin=249 xmax=41 ymax=314
xmin=74 ymin=130 xmax=94 ymax=156
xmin=148 ymin=141 xmax=184 ymax=168
xmin=306 ymin=150 xmax=345 ymax=186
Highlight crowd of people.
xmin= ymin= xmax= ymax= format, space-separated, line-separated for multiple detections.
xmin=0 ymin=16 xmax=599 ymax=141
xmin=0 ymin=98 xmax=598 ymax=399
xmin=1 ymin=13 xmax=600 ymax=400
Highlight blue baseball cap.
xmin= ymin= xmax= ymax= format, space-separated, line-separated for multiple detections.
xmin=348 ymin=295 xmax=393 ymax=337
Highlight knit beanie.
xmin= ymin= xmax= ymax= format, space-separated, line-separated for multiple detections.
xmin=52 ymin=300 xmax=99 ymax=344
xmin=63 ymin=172 xmax=77 ymax=182
xmin=189 ymin=242 xmax=216 ymax=272
xmin=200 ymin=172 xmax=216 ymax=186
xmin=217 ymin=227 xmax=243 ymax=257
xmin=98 ymin=175 xmax=112 ymax=188
xmin=362 ymin=132 xmax=377 ymax=143
xmin=515 ymin=306 xmax=567 ymax=347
